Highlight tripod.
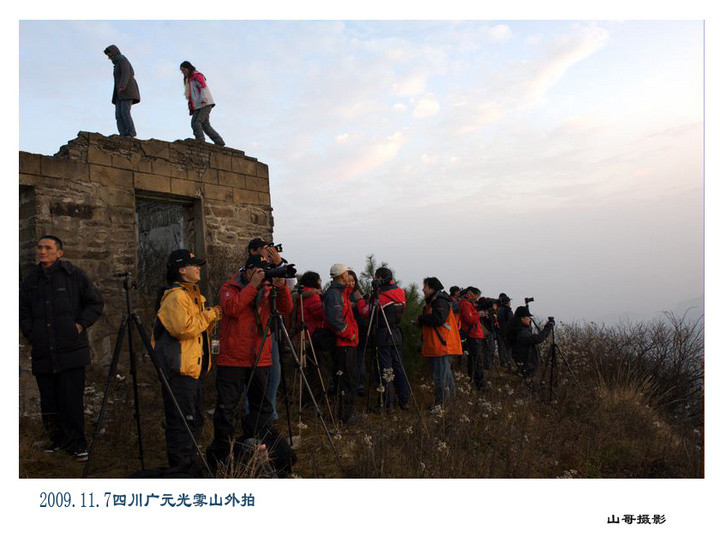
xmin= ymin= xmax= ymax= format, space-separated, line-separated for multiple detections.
xmin=292 ymin=287 xmax=337 ymax=432
xmin=523 ymin=300 xmax=578 ymax=400
xmin=83 ymin=273 xmax=212 ymax=478
xmin=359 ymin=286 xmax=427 ymax=433
xmin=232 ymin=282 xmax=345 ymax=473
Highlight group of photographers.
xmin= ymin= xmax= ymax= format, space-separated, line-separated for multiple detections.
xmin=20 ymin=234 xmax=555 ymax=475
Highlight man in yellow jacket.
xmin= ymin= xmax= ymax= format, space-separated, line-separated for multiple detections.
xmin=154 ymin=249 xmax=221 ymax=470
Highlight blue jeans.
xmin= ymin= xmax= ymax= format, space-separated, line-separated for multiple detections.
xmin=428 ymin=355 xmax=455 ymax=405
xmin=267 ymin=333 xmax=281 ymax=420
xmin=115 ymin=100 xmax=136 ymax=137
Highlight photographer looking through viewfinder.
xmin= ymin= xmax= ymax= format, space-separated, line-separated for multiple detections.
xmin=505 ymin=305 xmax=554 ymax=379
xmin=246 ymin=238 xmax=296 ymax=421
xmin=208 ymin=254 xmax=294 ymax=475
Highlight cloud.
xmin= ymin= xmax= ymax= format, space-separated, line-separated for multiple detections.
xmin=520 ymin=25 xmax=610 ymax=106
xmin=481 ymin=24 xmax=513 ymax=44
xmin=391 ymin=73 xmax=427 ymax=96
xmin=412 ymin=94 xmax=440 ymax=118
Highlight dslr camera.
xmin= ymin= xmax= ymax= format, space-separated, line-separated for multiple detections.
xmin=268 ymin=242 xmax=283 ymax=253
xmin=264 ymin=263 xmax=297 ymax=280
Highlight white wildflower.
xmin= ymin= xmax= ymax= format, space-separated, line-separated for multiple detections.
xmin=405 ymin=426 xmax=413 ymax=435
xmin=436 ymin=441 xmax=448 ymax=453
xmin=298 ymin=421 xmax=308 ymax=430
xmin=382 ymin=368 xmax=395 ymax=383
xmin=362 ymin=434 xmax=373 ymax=447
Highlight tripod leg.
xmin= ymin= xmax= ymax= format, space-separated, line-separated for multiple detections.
xmin=83 ymin=316 xmax=128 ymax=478
xmin=277 ymin=318 xmax=345 ymax=473
xmin=125 ymin=320 xmax=145 ymax=470
xmin=131 ymin=314 xmax=213 ymax=477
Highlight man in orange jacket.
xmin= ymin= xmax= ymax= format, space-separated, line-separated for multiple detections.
xmin=417 ymin=277 xmax=462 ymax=406
xmin=208 ymin=254 xmax=292 ymax=463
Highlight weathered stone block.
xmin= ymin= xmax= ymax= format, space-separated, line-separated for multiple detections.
xmin=96 ymin=185 xmax=135 ymax=208
xmin=171 ymin=179 xmax=201 ymax=197
xmin=257 ymin=163 xmax=269 ymax=179
xmin=246 ymin=176 xmax=269 ymax=193
xmin=87 ymin=146 xmax=113 ymax=167
xmin=134 ymin=172 xmax=171 ymax=194
xmin=203 ymin=184 xmax=235 ymax=202
xmin=153 ymin=159 xmax=188 ymax=179
xmin=20 ymin=152 xmax=42 ymax=175
xmin=186 ymin=167 xmax=218 ymax=184
xmin=111 ymin=152 xmax=143 ymax=171
xmin=210 ymin=151 xmax=233 ymax=172
xmin=234 ymin=188 xmax=261 ymax=205
xmin=231 ymin=157 xmax=258 ymax=176
xmin=90 ymin=164 xmax=133 ymax=188
xmin=218 ymin=170 xmax=246 ymax=188
xmin=142 ymin=139 xmax=171 ymax=159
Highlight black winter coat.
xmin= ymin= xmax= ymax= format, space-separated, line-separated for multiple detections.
xmin=20 ymin=260 xmax=105 ymax=375
xmin=510 ymin=324 xmax=552 ymax=372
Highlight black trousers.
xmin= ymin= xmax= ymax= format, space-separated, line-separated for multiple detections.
xmin=466 ymin=337 xmax=486 ymax=388
xmin=161 ymin=373 xmax=205 ymax=468
xmin=208 ymin=366 xmax=273 ymax=460
xmin=333 ymin=346 xmax=358 ymax=422
xmin=35 ymin=367 xmax=86 ymax=450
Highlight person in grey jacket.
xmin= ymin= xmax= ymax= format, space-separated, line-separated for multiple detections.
xmin=103 ymin=45 xmax=140 ymax=137
xmin=505 ymin=305 xmax=554 ymax=378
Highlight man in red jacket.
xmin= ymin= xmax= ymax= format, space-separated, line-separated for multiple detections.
xmin=208 ymin=254 xmax=293 ymax=464
xmin=458 ymin=287 xmax=486 ymax=389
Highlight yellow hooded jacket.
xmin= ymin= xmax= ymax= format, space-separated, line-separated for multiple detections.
xmin=154 ymin=282 xmax=220 ymax=379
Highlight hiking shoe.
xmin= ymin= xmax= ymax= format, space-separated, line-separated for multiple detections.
xmin=44 ymin=444 xmax=62 ymax=454
xmin=73 ymin=447 xmax=89 ymax=462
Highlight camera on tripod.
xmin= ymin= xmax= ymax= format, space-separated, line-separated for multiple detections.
xmin=371 ymin=277 xmax=391 ymax=291
xmin=264 ymin=263 xmax=297 ymax=280
xmin=525 ymin=297 xmax=534 ymax=305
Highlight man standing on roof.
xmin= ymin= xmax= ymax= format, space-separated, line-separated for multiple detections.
xmin=103 ymin=45 xmax=140 ymax=137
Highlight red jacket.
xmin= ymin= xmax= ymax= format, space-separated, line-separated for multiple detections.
xmin=296 ymin=289 xmax=326 ymax=339
xmin=458 ymin=296 xmax=485 ymax=339
xmin=217 ymin=275 xmax=293 ymax=367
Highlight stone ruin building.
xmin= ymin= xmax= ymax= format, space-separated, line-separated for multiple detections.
xmin=19 ymin=132 xmax=274 ymax=390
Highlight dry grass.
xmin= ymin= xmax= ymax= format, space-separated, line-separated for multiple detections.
xmin=19 ymin=314 xmax=703 ymax=479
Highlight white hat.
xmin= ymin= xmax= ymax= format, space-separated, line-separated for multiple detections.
xmin=329 ymin=263 xmax=351 ymax=278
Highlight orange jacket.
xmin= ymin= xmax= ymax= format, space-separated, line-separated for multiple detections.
xmin=420 ymin=291 xmax=463 ymax=357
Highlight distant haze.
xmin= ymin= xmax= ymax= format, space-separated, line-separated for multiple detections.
xmin=19 ymin=20 xmax=703 ymax=325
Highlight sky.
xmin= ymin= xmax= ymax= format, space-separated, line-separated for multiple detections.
xmin=18 ymin=19 xmax=704 ymax=324
xmin=19 ymin=20 xmax=703 ymax=322
xmin=7 ymin=3 xmax=716 ymax=547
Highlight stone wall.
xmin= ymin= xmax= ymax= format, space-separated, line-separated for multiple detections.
xmin=19 ymin=131 xmax=274 ymax=377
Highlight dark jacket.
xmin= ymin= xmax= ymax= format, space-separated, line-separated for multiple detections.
xmin=20 ymin=260 xmax=104 ymax=375
xmin=359 ymin=281 xmax=405 ymax=347
xmin=106 ymin=45 xmax=141 ymax=105
xmin=511 ymin=324 xmax=552 ymax=372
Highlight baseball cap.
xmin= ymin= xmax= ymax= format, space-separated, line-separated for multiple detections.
xmin=167 ymin=249 xmax=206 ymax=269
xmin=329 ymin=263 xmax=351 ymax=278
xmin=247 ymin=238 xmax=269 ymax=251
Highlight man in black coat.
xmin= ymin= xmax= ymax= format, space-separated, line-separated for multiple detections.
xmin=20 ymin=235 xmax=104 ymax=461
xmin=104 ymin=44 xmax=141 ymax=137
